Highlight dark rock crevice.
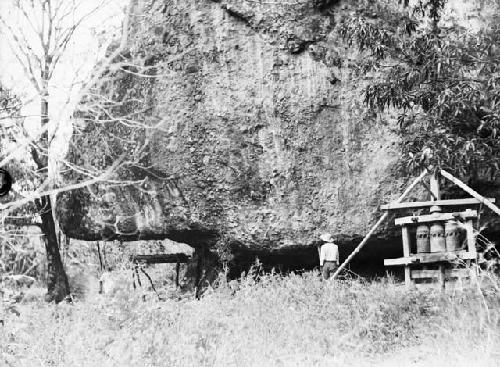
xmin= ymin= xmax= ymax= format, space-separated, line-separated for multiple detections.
xmin=314 ymin=0 xmax=342 ymax=12
xmin=221 ymin=3 xmax=254 ymax=25
xmin=215 ymin=0 xmax=338 ymax=55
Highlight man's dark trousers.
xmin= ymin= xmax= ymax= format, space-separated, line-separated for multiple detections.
xmin=322 ymin=261 xmax=338 ymax=280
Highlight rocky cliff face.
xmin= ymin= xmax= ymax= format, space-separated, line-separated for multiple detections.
xmin=58 ymin=0 xmax=497 ymax=271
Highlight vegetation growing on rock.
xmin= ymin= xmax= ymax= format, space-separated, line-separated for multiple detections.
xmin=341 ymin=0 xmax=500 ymax=182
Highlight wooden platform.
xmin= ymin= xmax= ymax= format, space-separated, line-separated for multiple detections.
xmin=384 ymin=250 xmax=476 ymax=266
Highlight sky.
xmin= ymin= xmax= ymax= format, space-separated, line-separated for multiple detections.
xmin=0 ymin=0 xmax=128 ymax=174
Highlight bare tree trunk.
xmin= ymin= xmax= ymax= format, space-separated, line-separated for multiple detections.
xmin=37 ymin=195 xmax=70 ymax=303
xmin=34 ymin=95 xmax=70 ymax=303
xmin=1 ymin=0 xmax=136 ymax=302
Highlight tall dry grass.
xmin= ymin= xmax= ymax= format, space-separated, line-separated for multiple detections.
xmin=1 ymin=269 xmax=499 ymax=367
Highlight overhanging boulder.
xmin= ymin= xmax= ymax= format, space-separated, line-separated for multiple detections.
xmin=58 ymin=0 xmax=499 ymax=270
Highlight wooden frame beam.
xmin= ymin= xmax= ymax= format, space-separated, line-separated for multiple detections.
xmin=381 ymin=198 xmax=494 ymax=211
xmin=130 ymin=253 xmax=190 ymax=264
xmin=384 ymin=250 xmax=476 ymax=266
xmin=411 ymin=268 xmax=471 ymax=279
xmin=394 ymin=210 xmax=477 ymax=226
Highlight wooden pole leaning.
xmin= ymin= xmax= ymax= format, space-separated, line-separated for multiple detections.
xmin=440 ymin=169 xmax=500 ymax=217
xmin=332 ymin=169 xmax=429 ymax=279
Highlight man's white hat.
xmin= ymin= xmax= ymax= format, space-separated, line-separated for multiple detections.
xmin=320 ymin=233 xmax=334 ymax=242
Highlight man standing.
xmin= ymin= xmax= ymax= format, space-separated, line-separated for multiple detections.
xmin=319 ymin=233 xmax=339 ymax=280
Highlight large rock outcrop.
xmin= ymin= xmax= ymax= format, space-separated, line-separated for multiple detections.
xmin=58 ymin=0 xmax=499 ymax=271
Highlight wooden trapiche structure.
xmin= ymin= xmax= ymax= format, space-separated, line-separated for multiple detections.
xmin=332 ymin=168 xmax=500 ymax=288
xmin=383 ymin=171 xmax=495 ymax=288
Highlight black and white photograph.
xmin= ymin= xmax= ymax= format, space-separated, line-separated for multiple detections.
xmin=0 ymin=0 xmax=499 ymax=366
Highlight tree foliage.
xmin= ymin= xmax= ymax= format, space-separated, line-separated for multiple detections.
xmin=340 ymin=0 xmax=500 ymax=181
xmin=0 ymin=85 xmax=21 ymax=118
xmin=0 ymin=0 xmax=140 ymax=302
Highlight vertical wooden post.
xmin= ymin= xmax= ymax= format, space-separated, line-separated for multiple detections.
xmin=58 ymin=231 xmax=63 ymax=261
xmin=195 ymin=246 xmax=207 ymax=299
xmin=317 ymin=244 xmax=321 ymax=268
xmin=203 ymin=246 xmax=208 ymax=280
xmin=431 ymin=172 xmax=444 ymax=289
xmin=464 ymin=216 xmax=476 ymax=287
xmin=175 ymin=261 xmax=180 ymax=288
xmin=96 ymin=241 xmax=104 ymax=272
xmin=438 ymin=263 xmax=446 ymax=291
xmin=429 ymin=173 xmax=441 ymax=213
xmin=65 ymin=236 xmax=70 ymax=263
xmin=194 ymin=250 xmax=202 ymax=299
xmin=465 ymin=219 xmax=476 ymax=260
xmin=102 ymin=241 xmax=107 ymax=270
xmin=402 ymin=225 xmax=412 ymax=287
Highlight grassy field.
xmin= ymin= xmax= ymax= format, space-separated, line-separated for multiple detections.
xmin=1 ymin=269 xmax=500 ymax=367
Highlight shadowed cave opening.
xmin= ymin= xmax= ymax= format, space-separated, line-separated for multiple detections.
xmin=67 ymin=227 xmax=499 ymax=289
xmin=226 ymin=235 xmax=404 ymax=279
xmin=85 ymin=234 xmax=407 ymax=284
xmin=217 ymin=229 xmax=500 ymax=280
